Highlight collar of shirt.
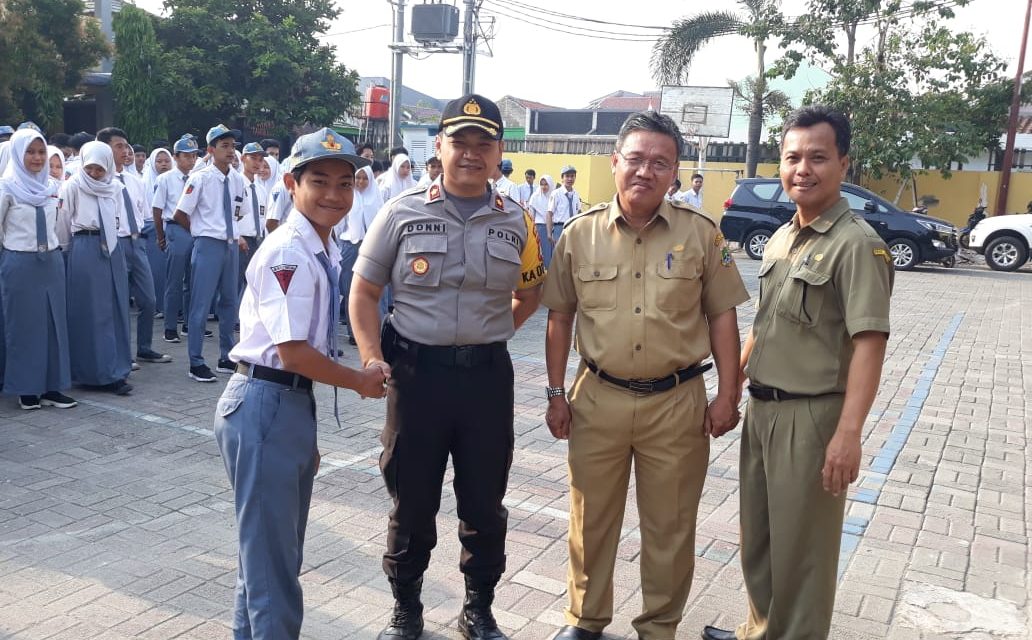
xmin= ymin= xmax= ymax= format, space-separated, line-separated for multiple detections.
xmin=792 ymin=197 xmax=851 ymax=234
xmin=284 ymin=207 xmax=341 ymax=264
xmin=605 ymin=195 xmax=673 ymax=231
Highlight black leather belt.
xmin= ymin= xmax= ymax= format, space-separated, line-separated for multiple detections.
xmin=395 ymin=336 xmax=505 ymax=367
xmin=748 ymin=384 xmax=840 ymax=402
xmin=585 ymin=360 xmax=712 ymax=394
xmin=73 ymin=229 xmax=100 ymax=236
xmin=237 ymin=362 xmax=313 ymax=390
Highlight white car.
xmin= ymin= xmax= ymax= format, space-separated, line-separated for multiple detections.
xmin=968 ymin=214 xmax=1032 ymax=271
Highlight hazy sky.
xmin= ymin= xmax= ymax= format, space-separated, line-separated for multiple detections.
xmin=133 ymin=0 xmax=1029 ymax=113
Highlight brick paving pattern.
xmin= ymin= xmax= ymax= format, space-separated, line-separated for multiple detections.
xmin=1 ymin=257 xmax=1029 ymax=639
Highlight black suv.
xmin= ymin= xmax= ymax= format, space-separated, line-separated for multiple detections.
xmin=719 ymin=178 xmax=958 ymax=270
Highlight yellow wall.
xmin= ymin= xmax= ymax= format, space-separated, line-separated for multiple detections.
xmin=506 ymin=151 xmax=1032 ymax=228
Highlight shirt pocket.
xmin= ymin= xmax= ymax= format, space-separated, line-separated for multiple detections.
xmin=576 ymin=265 xmax=618 ymax=311
xmin=656 ymin=258 xmax=702 ymax=311
xmin=400 ymin=234 xmax=448 ymax=287
xmin=776 ymin=265 xmax=830 ymax=327
xmin=756 ymin=260 xmax=776 ymax=306
xmin=485 ymin=239 xmax=522 ymax=291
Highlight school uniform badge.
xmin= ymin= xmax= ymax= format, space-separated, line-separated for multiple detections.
xmin=185 ymin=183 xmax=194 ymax=195
xmin=720 ymin=246 xmax=734 ymax=267
xmin=271 ymin=264 xmax=298 ymax=293
xmin=411 ymin=256 xmax=430 ymax=276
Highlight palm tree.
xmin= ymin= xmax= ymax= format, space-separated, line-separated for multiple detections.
xmin=651 ymin=0 xmax=783 ymax=178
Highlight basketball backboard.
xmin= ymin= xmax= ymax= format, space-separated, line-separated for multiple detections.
xmin=660 ymin=86 xmax=734 ymax=138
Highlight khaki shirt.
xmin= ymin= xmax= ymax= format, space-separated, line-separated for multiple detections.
xmin=354 ymin=178 xmax=545 ymax=346
xmin=746 ymin=198 xmax=894 ymax=394
xmin=542 ymin=196 xmax=749 ymax=380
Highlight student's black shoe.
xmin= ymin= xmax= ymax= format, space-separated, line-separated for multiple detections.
xmin=215 ymin=359 xmax=236 ymax=374
xmin=40 ymin=391 xmax=77 ymax=408
xmin=137 ymin=349 xmax=172 ymax=363
xmin=19 ymin=395 xmax=41 ymax=410
xmin=701 ymin=627 xmax=737 ymax=640
xmin=108 ymin=380 xmax=133 ymax=395
xmin=189 ymin=365 xmax=217 ymax=382
xmin=163 ymin=330 xmax=181 ymax=343
xmin=182 ymin=325 xmax=214 ymax=338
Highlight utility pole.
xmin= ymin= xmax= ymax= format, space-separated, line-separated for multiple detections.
xmin=461 ymin=0 xmax=477 ymax=95
xmin=389 ymin=0 xmax=406 ymax=149
xmin=995 ymin=0 xmax=1031 ymax=215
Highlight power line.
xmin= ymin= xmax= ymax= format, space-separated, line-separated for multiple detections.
xmin=325 ymin=23 xmax=392 ymax=37
xmin=496 ymin=0 xmax=670 ymax=31
xmin=480 ymin=1 xmax=661 ymax=41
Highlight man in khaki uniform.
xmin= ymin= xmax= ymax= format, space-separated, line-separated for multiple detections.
xmin=703 ymin=106 xmax=893 ymax=640
xmin=542 ymin=111 xmax=749 ymax=640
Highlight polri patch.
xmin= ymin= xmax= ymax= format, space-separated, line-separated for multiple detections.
xmin=411 ymin=256 xmax=430 ymax=276
xmin=271 ymin=264 xmax=298 ymax=293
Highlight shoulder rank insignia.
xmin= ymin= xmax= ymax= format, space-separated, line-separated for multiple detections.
xmin=427 ymin=183 xmax=442 ymax=202
xmin=493 ymin=194 xmax=505 ymax=211
xmin=714 ymin=232 xmax=725 ymax=247
xmin=873 ymin=247 xmax=891 ymax=264
xmin=271 ymin=264 xmax=298 ymax=293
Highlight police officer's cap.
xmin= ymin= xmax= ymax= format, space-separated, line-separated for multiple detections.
xmin=0 ymin=125 xmax=13 ymax=136
xmin=439 ymin=94 xmax=504 ymax=140
xmin=286 ymin=127 xmax=370 ymax=173
xmin=205 ymin=124 xmax=242 ymax=146
xmin=500 ymin=159 xmax=513 ymax=172
xmin=561 ymin=164 xmax=577 ymax=175
xmin=173 ymin=136 xmax=200 ymax=154
xmin=241 ymin=142 xmax=266 ymax=156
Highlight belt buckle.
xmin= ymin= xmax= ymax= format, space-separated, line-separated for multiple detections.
xmin=454 ymin=345 xmax=475 ymax=367
xmin=627 ymin=379 xmax=654 ymax=394
xmin=771 ymin=387 xmax=781 ymax=402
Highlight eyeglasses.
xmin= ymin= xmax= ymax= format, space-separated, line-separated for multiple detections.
xmin=616 ymin=150 xmax=675 ymax=174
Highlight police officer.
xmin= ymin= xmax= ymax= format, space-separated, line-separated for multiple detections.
xmin=541 ymin=111 xmax=749 ymax=640
xmin=702 ymin=106 xmax=893 ymax=640
xmin=174 ymin=124 xmax=252 ymax=382
xmin=350 ymin=94 xmax=545 ymax=640
xmin=214 ymin=127 xmax=389 ymax=639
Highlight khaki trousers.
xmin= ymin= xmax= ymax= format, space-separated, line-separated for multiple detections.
xmin=565 ymin=364 xmax=709 ymax=640
xmin=736 ymin=394 xmax=847 ymax=640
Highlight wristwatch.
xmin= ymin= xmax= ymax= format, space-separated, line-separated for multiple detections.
xmin=546 ymin=386 xmax=566 ymax=399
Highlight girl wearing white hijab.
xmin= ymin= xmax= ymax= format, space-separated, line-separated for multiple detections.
xmin=378 ymin=153 xmax=416 ymax=201
xmin=47 ymin=145 xmax=66 ymax=182
xmin=0 ymin=128 xmax=75 ymax=409
xmin=260 ymin=155 xmax=282 ymax=193
xmin=529 ymin=174 xmax=555 ymax=266
xmin=140 ymin=147 xmax=173 ymax=316
xmin=58 ymin=141 xmax=133 ymax=395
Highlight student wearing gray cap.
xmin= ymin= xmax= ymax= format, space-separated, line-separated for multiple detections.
xmin=351 ymin=94 xmax=544 ymax=640
xmin=215 ymin=127 xmax=388 ymax=639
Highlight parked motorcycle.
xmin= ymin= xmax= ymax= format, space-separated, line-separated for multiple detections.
xmin=959 ymin=206 xmax=987 ymax=249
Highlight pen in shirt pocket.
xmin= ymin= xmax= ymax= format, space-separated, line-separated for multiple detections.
xmin=666 ymin=253 xmax=672 ymax=270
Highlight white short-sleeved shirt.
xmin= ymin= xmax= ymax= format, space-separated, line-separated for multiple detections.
xmin=516 ymin=182 xmax=535 ymax=207
xmin=682 ymin=189 xmax=703 ymax=209
xmin=0 ymin=193 xmax=63 ymax=252
xmin=115 ymin=171 xmax=147 ymax=237
xmin=175 ymin=164 xmax=250 ymax=241
xmin=265 ymin=180 xmax=292 ymax=225
xmin=547 ymin=186 xmax=581 ymax=223
xmin=229 ymin=210 xmax=341 ymax=369
xmin=238 ymin=176 xmax=267 ymax=238
xmin=151 ymin=168 xmax=191 ymax=222
xmin=492 ymin=176 xmax=518 ymax=201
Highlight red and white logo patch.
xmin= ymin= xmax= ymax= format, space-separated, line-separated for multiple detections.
xmin=270 ymin=264 xmax=298 ymax=293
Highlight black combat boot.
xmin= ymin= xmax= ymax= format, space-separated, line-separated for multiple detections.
xmin=458 ymin=575 xmax=507 ymax=640
xmin=377 ymin=576 xmax=424 ymax=640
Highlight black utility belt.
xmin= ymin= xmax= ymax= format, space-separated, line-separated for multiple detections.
xmin=394 ymin=336 xmax=506 ymax=368
xmin=73 ymin=229 xmax=101 ymax=236
xmin=747 ymin=384 xmax=841 ymax=402
xmin=237 ymin=361 xmax=313 ymax=390
xmin=586 ymin=360 xmax=712 ymax=394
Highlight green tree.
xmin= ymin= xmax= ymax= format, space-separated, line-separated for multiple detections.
xmin=774 ymin=1 xmax=1007 ymax=184
xmin=0 ymin=0 xmax=108 ymax=130
xmin=651 ymin=0 xmax=784 ymax=178
xmin=113 ymin=5 xmax=167 ymax=146
xmin=154 ymin=0 xmax=360 ymax=138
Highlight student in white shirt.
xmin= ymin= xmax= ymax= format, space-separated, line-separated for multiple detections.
xmin=215 ymin=128 xmax=387 ymax=639
xmin=547 ymin=165 xmax=581 ymax=247
xmin=0 ymin=128 xmax=76 ymax=409
xmin=529 ymin=174 xmax=555 ymax=266
xmin=238 ymin=142 xmax=268 ymax=296
xmin=152 ymin=136 xmax=200 ymax=343
xmin=173 ymin=124 xmax=252 ymax=383
xmin=98 ymin=127 xmax=171 ymax=366
xmin=516 ymin=168 xmax=536 ymax=207
xmin=682 ymin=172 xmax=704 ymax=209
xmin=58 ymin=141 xmax=134 ymax=395
xmin=140 ymin=147 xmax=173 ymax=320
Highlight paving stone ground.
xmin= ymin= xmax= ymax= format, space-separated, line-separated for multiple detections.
xmin=1 ymin=255 xmax=1030 ymax=639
